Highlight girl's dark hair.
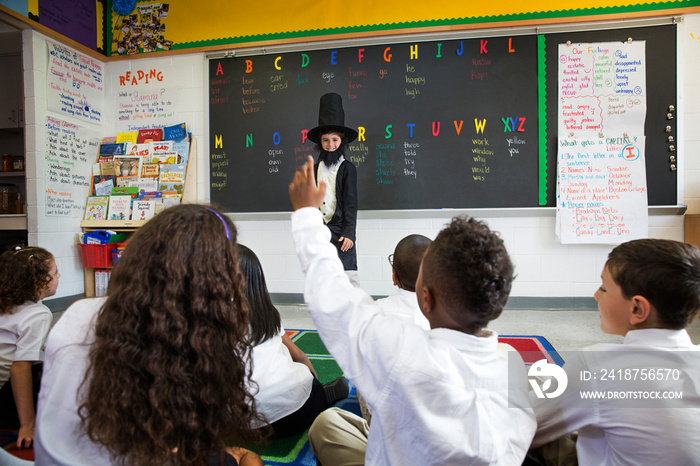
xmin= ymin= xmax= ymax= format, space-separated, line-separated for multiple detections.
xmin=0 ymin=246 xmax=54 ymax=315
xmin=79 ymin=204 xmax=264 ymax=466
xmin=237 ymin=244 xmax=281 ymax=345
xmin=606 ymin=239 xmax=700 ymax=329
xmin=422 ymin=216 xmax=513 ymax=334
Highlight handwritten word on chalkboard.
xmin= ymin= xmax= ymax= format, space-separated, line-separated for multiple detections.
xmin=209 ymin=35 xmax=540 ymax=212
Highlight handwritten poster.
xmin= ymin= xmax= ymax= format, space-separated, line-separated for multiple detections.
xmin=44 ymin=116 xmax=100 ymax=217
xmin=556 ymin=137 xmax=648 ymax=244
xmin=558 ymin=41 xmax=646 ymax=137
xmin=116 ymin=87 xmax=178 ymax=132
xmin=46 ymin=42 xmax=104 ymax=124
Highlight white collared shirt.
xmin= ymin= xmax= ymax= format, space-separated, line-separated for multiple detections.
xmin=531 ymin=328 xmax=700 ymax=466
xmin=0 ymin=300 xmax=52 ymax=386
xmin=374 ymin=288 xmax=430 ymax=331
xmin=292 ymin=207 xmax=536 ymax=465
xmin=317 ymin=156 xmax=343 ymax=224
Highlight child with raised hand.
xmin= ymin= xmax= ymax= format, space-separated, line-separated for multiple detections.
xmin=530 ymin=238 xmax=700 ymax=466
xmin=35 ymin=204 xmax=263 ymax=466
xmin=238 ymin=244 xmax=348 ymax=438
xmin=0 ymin=246 xmax=60 ymax=449
xmin=289 ymin=157 xmax=536 ymax=465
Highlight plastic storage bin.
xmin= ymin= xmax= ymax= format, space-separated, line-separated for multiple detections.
xmin=79 ymin=242 xmax=126 ymax=268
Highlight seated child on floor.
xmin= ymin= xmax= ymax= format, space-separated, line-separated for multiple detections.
xmin=238 ymin=244 xmax=348 ymax=438
xmin=530 ymin=238 xmax=700 ymax=466
xmin=35 ymin=205 xmax=263 ymax=465
xmin=0 ymin=246 xmax=60 ymax=449
xmin=376 ymin=234 xmax=432 ymax=331
xmin=288 ymin=156 xmax=536 ymax=465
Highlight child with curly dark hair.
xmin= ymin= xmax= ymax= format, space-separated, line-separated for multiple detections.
xmin=289 ymin=157 xmax=536 ymax=465
xmin=35 ymin=204 xmax=264 ymax=466
xmin=0 ymin=246 xmax=60 ymax=449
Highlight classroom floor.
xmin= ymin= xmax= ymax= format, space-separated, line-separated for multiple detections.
xmin=278 ymin=304 xmax=700 ymax=352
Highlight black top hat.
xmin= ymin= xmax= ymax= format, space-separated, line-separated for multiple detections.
xmin=307 ymin=93 xmax=358 ymax=144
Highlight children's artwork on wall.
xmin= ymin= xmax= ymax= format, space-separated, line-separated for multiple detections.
xmin=111 ymin=2 xmax=172 ymax=55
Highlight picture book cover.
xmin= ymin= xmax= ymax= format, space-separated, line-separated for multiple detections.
xmin=99 ymin=142 xmax=127 ymax=156
xmin=133 ymin=199 xmax=156 ymax=220
xmin=111 ymin=186 xmax=139 ymax=198
xmin=100 ymin=160 xmax=117 ymax=176
xmin=158 ymin=182 xmax=184 ymax=195
xmin=92 ymin=175 xmax=116 ymax=196
xmin=108 ymin=195 xmax=132 ymax=220
xmin=172 ymin=136 xmax=191 ymax=166
xmin=125 ymin=143 xmax=150 ymax=159
xmin=113 ymin=155 xmax=142 ymax=177
xmin=138 ymin=191 xmax=163 ymax=200
xmin=84 ymin=196 xmax=109 ymax=221
xmin=101 ymin=136 xmax=117 ymax=144
xmin=116 ymin=175 xmax=138 ymax=187
xmin=129 ymin=179 xmax=158 ymax=193
xmin=137 ymin=128 xmax=163 ymax=143
xmin=116 ymin=132 xmax=138 ymax=144
xmin=163 ymin=122 xmax=186 ymax=141
xmin=149 ymin=141 xmax=178 ymax=164
xmin=158 ymin=163 xmax=185 ymax=184
xmin=141 ymin=163 xmax=160 ymax=179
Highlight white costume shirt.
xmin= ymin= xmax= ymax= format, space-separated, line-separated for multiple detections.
xmin=249 ymin=327 xmax=314 ymax=427
xmin=292 ymin=207 xmax=536 ymax=465
xmin=317 ymin=156 xmax=343 ymax=224
xmin=374 ymin=288 xmax=430 ymax=331
xmin=35 ymin=297 xmax=117 ymax=465
xmin=531 ymin=328 xmax=700 ymax=466
xmin=0 ymin=300 xmax=52 ymax=387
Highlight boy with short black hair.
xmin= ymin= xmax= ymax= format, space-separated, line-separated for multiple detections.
xmin=531 ymin=238 xmax=700 ymax=466
xmin=288 ymin=157 xmax=536 ymax=465
xmin=375 ymin=234 xmax=432 ymax=330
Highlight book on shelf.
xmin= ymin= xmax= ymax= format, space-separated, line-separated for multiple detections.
xmin=116 ymin=175 xmax=138 ymax=187
xmin=159 ymin=163 xmax=185 ymax=184
xmin=158 ymin=182 xmax=184 ymax=195
xmin=173 ymin=135 xmax=191 ymax=166
xmin=129 ymin=179 xmax=158 ymax=193
xmin=92 ymin=176 xmax=116 ymax=196
xmin=137 ymin=128 xmax=163 ymax=143
xmin=141 ymin=163 xmax=160 ymax=179
xmin=138 ymin=191 xmax=163 ymax=200
xmin=99 ymin=142 xmax=127 ymax=156
xmin=113 ymin=155 xmax=142 ymax=177
xmin=111 ymin=186 xmax=139 ymax=198
xmin=84 ymin=196 xmax=109 ymax=221
xmin=163 ymin=122 xmax=186 ymax=141
xmin=116 ymin=131 xmax=138 ymax=144
xmin=125 ymin=143 xmax=150 ymax=159
xmin=133 ymin=198 xmax=156 ymax=220
xmin=107 ymin=195 xmax=132 ymax=220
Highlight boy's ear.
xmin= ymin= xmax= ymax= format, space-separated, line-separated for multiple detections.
xmin=629 ymin=295 xmax=652 ymax=326
xmin=419 ymin=285 xmax=435 ymax=314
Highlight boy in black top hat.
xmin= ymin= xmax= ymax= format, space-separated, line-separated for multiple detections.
xmin=307 ymin=93 xmax=360 ymax=286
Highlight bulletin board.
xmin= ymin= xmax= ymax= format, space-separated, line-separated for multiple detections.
xmin=208 ymin=23 xmax=677 ymax=213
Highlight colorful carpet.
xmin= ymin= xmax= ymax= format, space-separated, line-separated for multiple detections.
xmin=0 ymin=331 xmax=561 ymax=464
xmin=250 ymin=330 xmax=562 ymax=465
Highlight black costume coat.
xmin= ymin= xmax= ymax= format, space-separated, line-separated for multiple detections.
xmin=314 ymin=159 xmax=358 ymax=270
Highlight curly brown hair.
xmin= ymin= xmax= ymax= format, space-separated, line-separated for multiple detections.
xmin=78 ymin=204 xmax=264 ymax=465
xmin=0 ymin=246 xmax=54 ymax=315
xmin=422 ymin=217 xmax=514 ymax=334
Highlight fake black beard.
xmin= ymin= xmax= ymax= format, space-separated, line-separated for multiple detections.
xmin=318 ymin=149 xmax=342 ymax=166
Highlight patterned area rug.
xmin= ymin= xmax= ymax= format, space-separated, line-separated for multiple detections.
xmin=0 ymin=331 xmax=561 ymax=464
xmin=250 ymin=330 xmax=563 ymax=465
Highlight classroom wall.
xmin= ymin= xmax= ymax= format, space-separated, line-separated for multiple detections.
xmin=22 ymin=13 xmax=700 ymax=301
xmin=23 ymin=29 xmax=106 ymax=299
